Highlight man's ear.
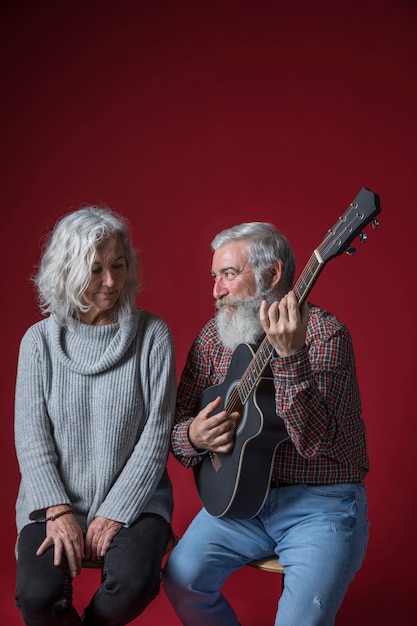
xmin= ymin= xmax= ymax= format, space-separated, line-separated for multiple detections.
xmin=269 ymin=262 xmax=282 ymax=288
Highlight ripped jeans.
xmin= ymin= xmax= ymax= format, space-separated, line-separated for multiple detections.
xmin=163 ymin=483 xmax=369 ymax=626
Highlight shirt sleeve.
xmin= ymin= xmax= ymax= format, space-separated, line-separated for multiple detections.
xmin=270 ymin=311 xmax=362 ymax=462
xmin=171 ymin=325 xmax=219 ymax=468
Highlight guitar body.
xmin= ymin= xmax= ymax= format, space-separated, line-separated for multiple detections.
xmin=193 ymin=343 xmax=289 ymax=518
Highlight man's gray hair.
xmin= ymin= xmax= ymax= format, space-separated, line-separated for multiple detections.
xmin=211 ymin=222 xmax=296 ymax=297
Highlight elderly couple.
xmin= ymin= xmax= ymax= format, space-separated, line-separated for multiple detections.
xmin=14 ymin=205 xmax=369 ymax=625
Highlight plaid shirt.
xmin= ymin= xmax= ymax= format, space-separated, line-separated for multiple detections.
xmin=172 ymin=304 xmax=369 ymax=484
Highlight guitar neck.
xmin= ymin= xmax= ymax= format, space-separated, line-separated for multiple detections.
xmin=293 ymin=249 xmax=324 ymax=307
xmin=226 ymin=186 xmax=381 ymax=410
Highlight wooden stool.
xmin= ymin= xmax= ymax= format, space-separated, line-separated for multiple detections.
xmin=247 ymin=555 xmax=285 ymax=590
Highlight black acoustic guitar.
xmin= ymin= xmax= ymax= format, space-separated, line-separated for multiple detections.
xmin=193 ymin=187 xmax=381 ymax=518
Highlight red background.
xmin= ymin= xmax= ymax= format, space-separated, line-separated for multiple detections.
xmin=1 ymin=1 xmax=416 ymax=624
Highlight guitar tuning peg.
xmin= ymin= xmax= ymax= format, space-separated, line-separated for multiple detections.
xmin=372 ymin=218 xmax=379 ymax=229
xmin=346 ymin=247 xmax=357 ymax=255
xmin=359 ymin=232 xmax=367 ymax=244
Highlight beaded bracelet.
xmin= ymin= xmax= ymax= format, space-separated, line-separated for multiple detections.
xmin=45 ymin=508 xmax=74 ymax=522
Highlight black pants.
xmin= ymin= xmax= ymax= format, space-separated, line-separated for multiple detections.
xmin=15 ymin=513 xmax=170 ymax=626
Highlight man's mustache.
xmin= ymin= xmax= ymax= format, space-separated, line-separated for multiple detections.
xmin=216 ymin=297 xmax=243 ymax=310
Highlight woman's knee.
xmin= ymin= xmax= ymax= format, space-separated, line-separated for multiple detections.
xmin=16 ymin=524 xmax=74 ymax=623
xmin=106 ymin=566 xmax=161 ymax=598
xmin=85 ymin=569 xmax=161 ymax=624
xmin=16 ymin=582 xmax=73 ymax=622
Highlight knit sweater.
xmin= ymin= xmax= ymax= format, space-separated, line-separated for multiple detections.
xmin=14 ymin=308 xmax=176 ymax=536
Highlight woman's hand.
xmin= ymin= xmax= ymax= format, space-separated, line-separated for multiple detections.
xmin=36 ymin=507 xmax=84 ymax=578
xmin=84 ymin=516 xmax=123 ymax=562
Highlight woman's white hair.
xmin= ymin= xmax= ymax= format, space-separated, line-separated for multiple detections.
xmin=33 ymin=205 xmax=140 ymax=326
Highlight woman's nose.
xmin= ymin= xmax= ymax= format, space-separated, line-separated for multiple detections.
xmin=102 ymin=270 xmax=115 ymax=286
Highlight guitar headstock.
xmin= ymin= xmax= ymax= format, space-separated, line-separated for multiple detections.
xmin=318 ymin=187 xmax=381 ymax=264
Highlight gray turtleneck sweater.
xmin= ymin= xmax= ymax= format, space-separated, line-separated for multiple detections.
xmin=14 ymin=308 xmax=176 ymax=536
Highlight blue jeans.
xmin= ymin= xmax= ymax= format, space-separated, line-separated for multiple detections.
xmin=15 ymin=513 xmax=170 ymax=626
xmin=163 ymin=483 xmax=369 ymax=626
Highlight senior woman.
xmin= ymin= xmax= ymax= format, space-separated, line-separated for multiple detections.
xmin=14 ymin=206 xmax=176 ymax=625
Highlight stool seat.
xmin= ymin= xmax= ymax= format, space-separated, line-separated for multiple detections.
xmin=248 ymin=555 xmax=284 ymax=574
xmin=82 ymin=557 xmax=104 ymax=570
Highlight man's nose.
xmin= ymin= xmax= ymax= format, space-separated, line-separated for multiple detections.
xmin=213 ymin=276 xmax=228 ymax=299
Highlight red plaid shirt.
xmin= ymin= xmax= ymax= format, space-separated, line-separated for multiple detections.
xmin=172 ymin=304 xmax=369 ymax=484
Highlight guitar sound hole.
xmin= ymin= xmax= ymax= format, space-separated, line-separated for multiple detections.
xmin=235 ymin=405 xmax=247 ymax=436
xmin=224 ymin=380 xmax=247 ymax=436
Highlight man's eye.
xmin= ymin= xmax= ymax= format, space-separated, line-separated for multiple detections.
xmin=92 ymin=268 xmax=101 ymax=275
xmin=224 ymin=271 xmax=237 ymax=280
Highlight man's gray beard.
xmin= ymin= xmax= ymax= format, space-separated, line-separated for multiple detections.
xmin=215 ymin=287 xmax=277 ymax=351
